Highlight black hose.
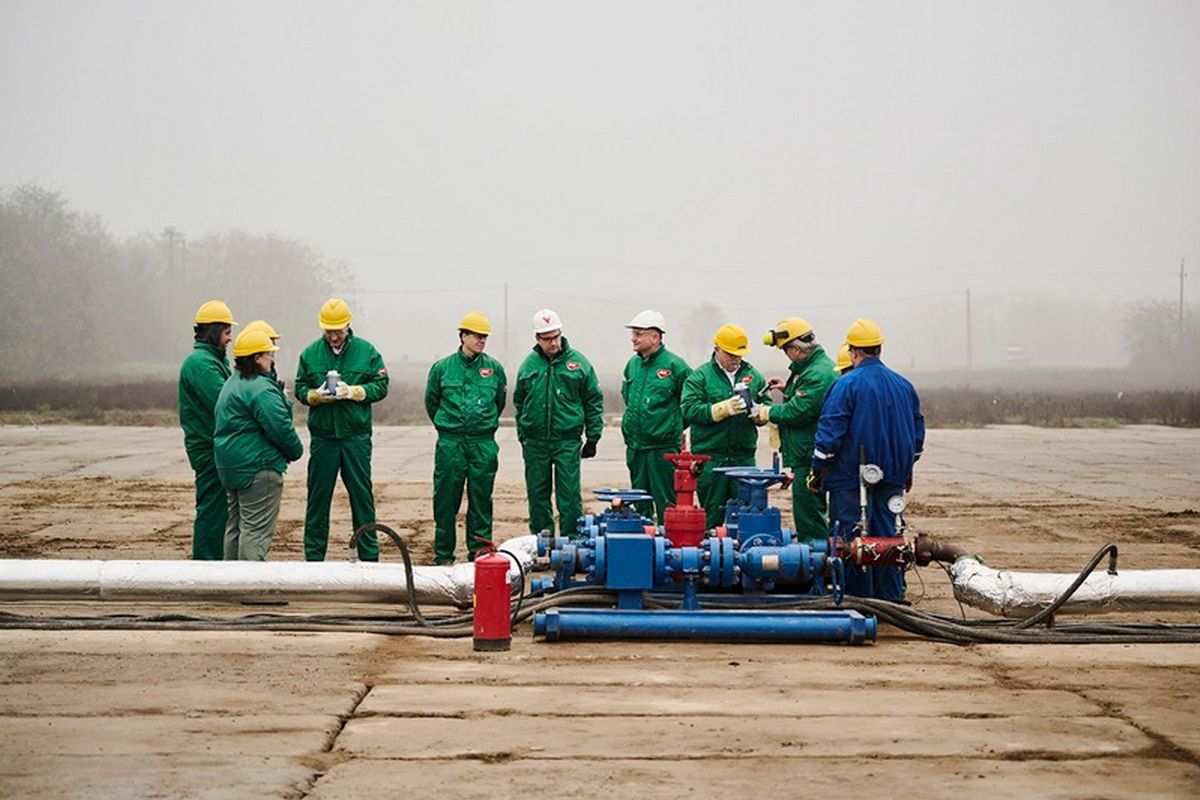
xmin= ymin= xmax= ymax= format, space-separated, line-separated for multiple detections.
xmin=350 ymin=522 xmax=431 ymax=627
xmin=1012 ymin=543 xmax=1118 ymax=629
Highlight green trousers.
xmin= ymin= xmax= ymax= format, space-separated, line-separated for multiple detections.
xmin=224 ymin=470 xmax=283 ymax=561
xmin=191 ymin=459 xmax=227 ymax=560
xmin=433 ymin=435 xmax=499 ymax=565
xmin=304 ymin=433 xmax=379 ymax=561
xmin=695 ymin=453 xmax=755 ymax=529
xmin=790 ymin=471 xmax=828 ymax=541
xmin=625 ymin=447 xmax=676 ymax=524
xmin=522 ymin=438 xmax=583 ymax=536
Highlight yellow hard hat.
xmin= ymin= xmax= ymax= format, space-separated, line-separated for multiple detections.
xmin=319 ymin=298 xmax=352 ymax=330
xmin=713 ymin=323 xmax=750 ymax=356
xmin=762 ymin=317 xmax=814 ymax=348
xmin=845 ymin=318 xmax=884 ymax=348
xmin=458 ymin=311 xmax=492 ymax=335
xmin=194 ymin=300 xmax=236 ymax=326
xmin=243 ymin=319 xmax=280 ymax=340
xmin=232 ymin=329 xmax=279 ymax=358
xmin=836 ymin=342 xmax=852 ymax=372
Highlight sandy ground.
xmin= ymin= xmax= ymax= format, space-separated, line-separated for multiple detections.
xmin=1 ymin=423 xmax=1199 ymax=797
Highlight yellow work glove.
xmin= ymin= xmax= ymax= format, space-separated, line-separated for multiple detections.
xmin=768 ymin=423 xmax=781 ymax=450
xmin=751 ymin=405 xmax=771 ymax=426
xmin=306 ymin=388 xmax=335 ymax=406
xmin=336 ymin=383 xmax=367 ymax=402
xmin=710 ymin=396 xmax=747 ymax=422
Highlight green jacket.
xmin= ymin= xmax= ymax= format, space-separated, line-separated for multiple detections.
xmin=768 ymin=345 xmax=838 ymax=467
xmin=680 ymin=356 xmax=767 ymax=460
xmin=514 ymin=338 xmax=604 ymax=443
xmin=178 ymin=341 xmax=231 ymax=469
xmin=214 ymin=373 xmax=304 ymax=490
xmin=425 ymin=349 xmax=508 ymax=437
xmin=620 ymin=346 xmax=691 ymax=451
xmin=295 ymin=332 xmax=389 ymax=439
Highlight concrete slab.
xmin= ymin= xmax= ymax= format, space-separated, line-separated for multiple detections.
xmin=1085 ymin=688 xmax=1200 ymax=759
xmin=372 ymin=655 xmax=999 ymax=688
xmin=3 ymin=714 xmax=341 ymax=756
xmin=307 ymin=757 xmax=1200 ymax=800
xmin=359 ymin=683 xmax=1100 ymax=718
xmin=0 ymin=755 xmax=316 ymax=799
xmin=337 ymin=714 xmax=1151 ymax=759
xmin=0 ymin=681 xmax=365 ymax=717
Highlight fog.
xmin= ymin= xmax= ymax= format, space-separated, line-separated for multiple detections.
xmin=2 ymin=0 xmax=1197 ymax=378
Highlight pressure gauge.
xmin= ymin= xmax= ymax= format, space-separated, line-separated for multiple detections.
xmin=860 ymin=464 xmax=884 ymax=486
xmin=887 ymin=494 xmax=907 ymax=515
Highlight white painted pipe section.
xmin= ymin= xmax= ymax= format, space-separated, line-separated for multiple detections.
xmin=949 ymin=559 xmax=1200 ymax=617
xmin=0 ymin=534 xmax=539 ymax=608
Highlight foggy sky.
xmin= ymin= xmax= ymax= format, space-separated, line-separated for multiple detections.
xmin=2 ymin=0 xmax=1197 ymax=372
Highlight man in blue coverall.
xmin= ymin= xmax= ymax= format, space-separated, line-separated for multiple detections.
xmin=810 ymin=319 xmax=925 ymax=602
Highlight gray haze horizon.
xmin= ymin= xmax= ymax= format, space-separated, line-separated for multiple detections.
xmin=2 ymin=0 xmax=1197 ymax=376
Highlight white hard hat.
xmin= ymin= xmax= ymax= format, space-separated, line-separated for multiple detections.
xmin=625 ymin=309 xmax=666 ymax=333
xmin=532 ymin=308 xmax=562 ymax=334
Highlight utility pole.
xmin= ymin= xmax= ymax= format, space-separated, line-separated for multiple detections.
xmin=1180 ymin=257 xmax=1187 ymax=350
xmin=965 ymin=288 xmax=973 ymax=371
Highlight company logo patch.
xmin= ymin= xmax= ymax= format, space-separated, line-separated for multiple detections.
xmin=740 ymin=375 xmax=752 ymax=384
xmin=480 ymin=368 xmax=494 ymax=378
xmin=795 ymin=389 xmax=807 ymax=397
xmin=657 ymin=368 xmax=672 ymax=379
xmin=542 ymin=315 xmax=551 ymax=324
xmin=378 ymin=368 xmax=387 ymax=375
xmin=566 ymin=361 xmax=581 ymax=371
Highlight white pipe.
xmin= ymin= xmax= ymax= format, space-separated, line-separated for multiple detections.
xmin=949 ymin=558 xmax=1200 ymax=617
xmin=0 ymin=535 xmax=539 ymax=609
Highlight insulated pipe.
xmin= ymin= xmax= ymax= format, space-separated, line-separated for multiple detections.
xmin=533 ymin=608 xmax=876 ymax=644
xmin=949 ymin=559 xmax=1200 ymax=617
xmin=0 ymin=535 xmax=539 ymax=608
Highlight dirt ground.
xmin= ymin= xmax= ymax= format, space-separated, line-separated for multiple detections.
xmin=1 ymin=423 xmax=1199 ymax=798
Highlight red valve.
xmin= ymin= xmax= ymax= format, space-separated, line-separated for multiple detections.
xmin=662 ymin=448 xmax=712 ymax=548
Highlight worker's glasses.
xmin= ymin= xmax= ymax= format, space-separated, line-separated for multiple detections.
xmin=536 ymin=333 xmax=561 ymax=342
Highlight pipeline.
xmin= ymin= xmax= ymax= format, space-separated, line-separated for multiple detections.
xmin=949 ymin=557 xmax=1200 ymax=618
xmin=0 ymin=534 xmax=539 ymax=609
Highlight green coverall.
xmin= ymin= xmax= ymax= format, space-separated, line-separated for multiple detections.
xmin=178 ymin=341 xmax=231 ymax=560
xmin=295 ymin=332 xmax=389 ymax=561
xmin=214 ymin=371 xmax=304 ymax=560
xmin=425 ymin=348 xmax=507 ymax=564
xmin=680 ymin=356 xmax=768 ymax=528
xmin=514 ymin=338 xmax=604 ymax=536
xmin=620 ymin=345 xmax=691 ymax=523
xmin=767 ymin=345 xmax=837 ymax=540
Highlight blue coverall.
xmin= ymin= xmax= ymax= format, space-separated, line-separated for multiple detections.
xmin=811 ymin=357 xmax=925 ymax=601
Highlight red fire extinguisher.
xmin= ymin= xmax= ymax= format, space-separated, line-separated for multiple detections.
xmin=473 ymin=550 xmax=512 ymax=651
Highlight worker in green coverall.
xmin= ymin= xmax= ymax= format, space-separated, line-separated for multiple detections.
xmin=214 ymin=329 xmax=304 ymax=561
xmin=620 ymin=309 xmax=690 ymax=523
xmin=756 ymin=317 xmax=838 ymax=540
xmin=425 ymin=312 xmax=508 ymax=564
xmin=178 ymin=299 xmax=237 ymax=560
xmin=679 ymin=323 xmax=769 ymax=529
xmin=295 ymin=298 xmax=389 ymax=561
xmin=243 ymin=319 xmax=284 ymax=391
xmin=514 ymin=308 xmax=604 ymax=537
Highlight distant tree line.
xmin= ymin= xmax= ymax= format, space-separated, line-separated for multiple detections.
xmin=0 ymin=182 xmax=356 ymax=378
xmin=1123 ymin=299 xmax=1200 ymax=385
